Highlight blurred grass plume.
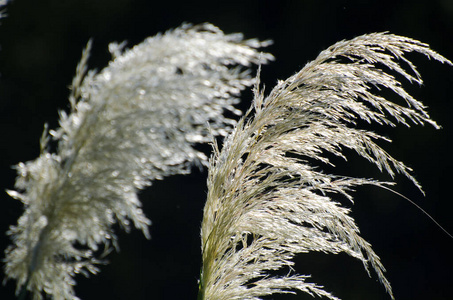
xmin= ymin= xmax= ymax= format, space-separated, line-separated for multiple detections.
xmin=3 ymin=23 xmax=272 ymax=300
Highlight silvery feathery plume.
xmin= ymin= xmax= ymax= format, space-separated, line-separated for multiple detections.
xmin=4 ymin=23 xmax=272 ymax=300
xmin=199 ymin=33 xmax=451 ymax=300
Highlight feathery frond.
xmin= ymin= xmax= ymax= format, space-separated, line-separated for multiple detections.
xmin=199 ymin=33 xmax=451 ymax=300
xmin=4 ymin=23 xmax=272 ymax=300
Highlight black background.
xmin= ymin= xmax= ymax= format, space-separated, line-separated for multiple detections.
xmin=0 ymin=0 xmax=452 ymax=299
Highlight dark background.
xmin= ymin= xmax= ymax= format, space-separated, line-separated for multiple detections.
xmin=0 ymin=0 xmax=452 ymax=299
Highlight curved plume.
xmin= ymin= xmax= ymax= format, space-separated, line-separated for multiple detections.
xmin=199 ymin=33 xmax=451 ymax=300
xmin=4 ymin=23 xmax=273 ymax=300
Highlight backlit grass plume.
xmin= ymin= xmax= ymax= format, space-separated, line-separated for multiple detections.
xmin=4 ymin=23 xmax=272 ymax=300
xmin=199 ymin=33 xmax=451 ymax=300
